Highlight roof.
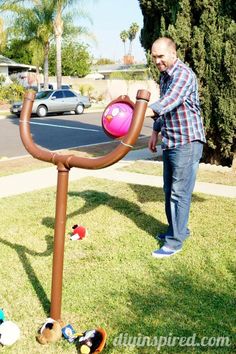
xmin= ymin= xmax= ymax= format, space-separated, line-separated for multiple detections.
xmin=92 ymin=64 xmax=147 ymax=74
xmin=84 ymin=73 xmax=105 ymax=79
xmin=0 ymin=55 xmax=36 ymax=70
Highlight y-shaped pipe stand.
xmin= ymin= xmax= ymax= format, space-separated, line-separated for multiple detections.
xmin=19 ymin=89 xmax=150 ymax=321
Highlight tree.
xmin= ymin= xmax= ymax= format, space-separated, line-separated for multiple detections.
xmin=127 ymin=22 xmax=139 ymax=56
xmin=0 ymin=3 xmax=17 ymax=53
xmin=51 ymin=0 xmax=93 ymax=89
xmin=139 ymin=0 xmax=236 ymax=167
xmin=52 ymin=0 xmax=64 ymax=89
xmin=1 ymin=0 xmax=93 ymax=89
xmin=0 ymin=1 xmax=54 ymax=89
xmin=120 ymin=30 xmax=128 ymax=57
xmin=48 ymin=41 xmax=91 ymax=77
xmin=1 ymin=38 xmax=35 ymax=65
xmin=0 ymin=17 xmax=7 ymax=52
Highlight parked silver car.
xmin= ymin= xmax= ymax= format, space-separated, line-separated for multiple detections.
xmin=10 ymin=89 xmax=91 ymax=117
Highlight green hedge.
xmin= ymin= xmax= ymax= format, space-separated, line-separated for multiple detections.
xmin=0 ymin=83 xmax=25 ymax=104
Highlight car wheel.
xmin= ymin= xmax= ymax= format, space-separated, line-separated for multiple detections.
xmin=36 ymin=105 xmax=48 ymax=117
xmin=75 ymin=104 xmax=84 ymax=114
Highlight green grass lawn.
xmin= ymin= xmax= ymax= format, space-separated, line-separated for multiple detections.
xmin=0 ymin=177 xmax=235 ymax=353
xmin=119 ymin=161 xmax=236 ymax=186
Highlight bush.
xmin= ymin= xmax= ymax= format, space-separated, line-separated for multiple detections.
xmin=78 ymin=84 xmax=94 ymax=98
xmin=95 ymin=58 xmax=116 ymax=65
xmin=0 ymin=74 xmax=6 ymax=85
xmin=0 ymin=83 xmax=25 ymax=104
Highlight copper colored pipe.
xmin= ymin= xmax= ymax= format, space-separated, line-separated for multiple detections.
xmin=19 ymin=89 xmax=150 ymax=322
xmin=19 ymin=92 xmax=54 ymax=164
xmin=19 ymin=89 xmax=151 ymax=169
xmin=50 ymin=164 xmax=69 ymax=320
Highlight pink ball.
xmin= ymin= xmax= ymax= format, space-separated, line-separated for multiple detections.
xmin=102 ymin=102 xmax=134 ymax=138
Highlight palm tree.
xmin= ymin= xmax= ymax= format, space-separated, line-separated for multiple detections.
xmin=127 ymin=22 xmax=139 ymax=56
xmin=53 ymin=0 xmax=64 ymax=89
xmin=120 ymin=30 xmax=128 ymax=57
xmin=0 ymin=2 xmax=17 ymax=52
xmin=0 ymin=17 xmax=7 ymax=52
xmin=1 ymin=0 xmax=93 ymax=88
xmin=52 ymin=0 xmax=93 ymax=89
xmin=25 ymin=1 xmax=55 ymax=89
xmin=28 ymin=39 xmax=45 ymax=90
xmin=0 ymin=1 xmax=54 ymax=89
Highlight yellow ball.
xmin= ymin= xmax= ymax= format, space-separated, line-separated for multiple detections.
xmin=80 ymin=344 xmax=90 ymax=354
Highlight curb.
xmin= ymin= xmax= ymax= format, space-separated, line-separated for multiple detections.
xmin=0 ymin=107 xmax=104 ymax=119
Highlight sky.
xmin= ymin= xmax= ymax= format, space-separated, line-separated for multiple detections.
xmin=79 ymin=0 xmax=146 ymax=63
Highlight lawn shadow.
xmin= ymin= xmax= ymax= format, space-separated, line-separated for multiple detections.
xmin=130 ymin=184 xmax=207 ymax=204
xmin=104 ymin=271 xmax=235 ymax=353
xmin=0 ymin=235 xmax=53 ymax=315
xmin=65 ymin=184 xmax=206 ymax=239
xmin=42 ymin=216 xmax=55 ymax=230
xmin=67 ymin=188 xmax=166 ymax=238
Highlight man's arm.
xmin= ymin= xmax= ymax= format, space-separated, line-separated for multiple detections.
xmin=153 ymin=116 xmax=163 ymax=132
xmin=148 ymin=116 xmax=163 ymax=153
xmin=150 ymin=69 xmax=193 ymax=116
xmin=148 ymin=130 xmax=159 ymax=153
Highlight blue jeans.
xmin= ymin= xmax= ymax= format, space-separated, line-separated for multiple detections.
xmin=162 ymin=141 xmax=203 ymax=250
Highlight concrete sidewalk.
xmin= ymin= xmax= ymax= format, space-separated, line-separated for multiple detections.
xmin=0 ymin=147 xmax=235 ymax=199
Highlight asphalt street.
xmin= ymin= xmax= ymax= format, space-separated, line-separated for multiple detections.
xmin=0 ymin=112 xmax=153 ymax=158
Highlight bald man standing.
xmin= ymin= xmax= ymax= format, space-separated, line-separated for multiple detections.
xmin=146 ymin=37 xmax=206 ymax=258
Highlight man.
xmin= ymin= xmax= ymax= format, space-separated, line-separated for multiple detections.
xmin=146 ymin=37 xmax=206 ymax=258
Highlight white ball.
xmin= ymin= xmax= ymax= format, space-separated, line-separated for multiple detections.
xmin=0 ymin=321 xmax=20 ymax=346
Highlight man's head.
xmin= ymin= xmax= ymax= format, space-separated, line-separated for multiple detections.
xmin=151 ymin=37 xmax=177 ymax=72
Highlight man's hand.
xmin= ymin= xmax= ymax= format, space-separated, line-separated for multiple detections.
xmin=148 ymin=131 xmax=159 ymax=152
xmin=145 ymin=107 xmax=156 ymax=118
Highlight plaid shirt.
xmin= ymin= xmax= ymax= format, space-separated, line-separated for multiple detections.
xmin=150 ymin=59 xmax=206 ymax=149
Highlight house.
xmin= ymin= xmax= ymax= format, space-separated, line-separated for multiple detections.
xmin=0 ymin=55 xmax=38 ymax=86
xmin=88 ymin=64 xmax=148 ymax=80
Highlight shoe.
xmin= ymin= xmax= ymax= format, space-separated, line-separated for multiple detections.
xmin=152 ymin=246 xmax=182 ymax=258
